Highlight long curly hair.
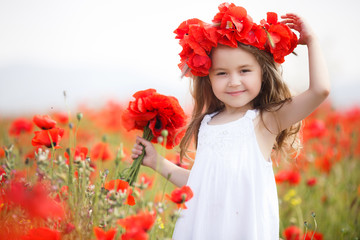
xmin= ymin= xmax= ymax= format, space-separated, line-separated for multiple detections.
xmin=179 ymin=43 xmax=301 ymax=161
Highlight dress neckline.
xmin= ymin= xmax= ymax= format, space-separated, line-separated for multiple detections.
xmin=205 ymin=109 xmax=257 ymax=127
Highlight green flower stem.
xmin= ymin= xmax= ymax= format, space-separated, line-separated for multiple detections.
xmin=92 ymin=178 xmax=101 ymax=226
xmin=47 ymin=131 xmax=56 ymax=180
xmin=311 ymin=213 xmax=318 ymax=240
xmin=295 ymin=205 xmax=304 ymax=232
xmin=161 ymin=173 xmax=171 ymax=202
xmin=67 ymin=128 xmax=75 ymax=210
xmin=114 ymin=144 xmax=124 ymax=180
xmin=303 ymin=222 xmax=308 ymax=240
xmin=125 ymin=125 xmax=153 ymax=186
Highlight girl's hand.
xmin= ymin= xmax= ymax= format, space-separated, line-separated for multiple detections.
xmin=131 ymin=136 xmax=159 ymax=170
xmin=281 ymin=13 xmax=315 ymax=45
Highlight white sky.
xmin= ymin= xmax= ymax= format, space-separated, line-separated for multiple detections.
xmin=1 ymin=0 xmax=360 ymax=116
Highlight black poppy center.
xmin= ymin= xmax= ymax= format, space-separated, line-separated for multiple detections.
xmin=154 ymin=117 xmax=162 ymax=131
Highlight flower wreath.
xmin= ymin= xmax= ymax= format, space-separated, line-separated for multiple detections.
xmin=174 ymin=2 xmax=298 ymax=77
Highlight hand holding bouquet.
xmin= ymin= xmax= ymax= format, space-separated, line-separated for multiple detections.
xmin=121 ymin=89 xmax=186 ymax=185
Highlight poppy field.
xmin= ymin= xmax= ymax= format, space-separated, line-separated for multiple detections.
xmin=0 ymin=97 xmax=359 ymax=240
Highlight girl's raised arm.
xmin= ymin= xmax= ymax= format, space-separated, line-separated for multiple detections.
xmin=266 ymin=13 xmax=330 ymax=133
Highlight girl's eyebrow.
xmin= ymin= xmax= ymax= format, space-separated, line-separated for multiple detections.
xmin=211 ymin=64 xmax=252 ymax=71
xmin=238 ymin=64 xmax=252 ymax=68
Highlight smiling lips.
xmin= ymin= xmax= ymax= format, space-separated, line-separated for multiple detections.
xmin=226 ymin=90 xmax=246 ymax=96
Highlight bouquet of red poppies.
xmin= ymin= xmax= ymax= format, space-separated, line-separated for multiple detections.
xmin=121 ymin=89 xmax=187 ymax=185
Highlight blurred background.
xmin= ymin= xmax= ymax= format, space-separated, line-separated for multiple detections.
xmin=1 ymin=0 xmax=359 ymax=116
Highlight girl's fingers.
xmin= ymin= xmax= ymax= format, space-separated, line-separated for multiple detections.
xmin=280 ymin=17 xmax=296 ymax=22
xmin=281 ymin=13 xmax=300 ymax=18
xmin=131 ymin=148 xmax=142 ymax=154
xmin=132 ymin=143 xmax=142 ymax=151
xmin=131 ymin=146 xmax=143 ymax=159
xmin=136 ymin=136 xmax=152 ymax=148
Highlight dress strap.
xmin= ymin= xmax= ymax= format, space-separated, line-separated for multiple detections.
xmin=244 ymin=109 xmax=258 ymax=120
xmin=202 ymin=112 xmax=219 ymax=124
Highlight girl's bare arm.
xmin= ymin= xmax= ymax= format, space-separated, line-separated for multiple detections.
xmin=131 ymin=136 xmax=190 ymax=187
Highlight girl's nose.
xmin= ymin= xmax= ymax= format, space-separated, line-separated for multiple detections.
xmin=228 ymin=75 xmax=242 ymax=87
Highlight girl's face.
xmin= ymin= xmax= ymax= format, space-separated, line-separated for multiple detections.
xmin=209 ymin=45 xmax=262 ymax=113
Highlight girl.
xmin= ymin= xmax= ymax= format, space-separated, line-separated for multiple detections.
xmin=131 ymin=3 xmax=329 ymax=239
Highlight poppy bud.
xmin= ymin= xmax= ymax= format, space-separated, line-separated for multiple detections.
xmin=77 ymin=112 xmax=83 ymax=121
xmin=118 ymin=143 xmax=125 ymax=159
xmin=157 ymin=136 xmax=164 ymax=143
xmin=161 ymin=129 xmax=168 ymax=138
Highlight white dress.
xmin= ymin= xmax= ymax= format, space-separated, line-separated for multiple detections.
xmin=172 ymin=109 xmax=279 ymax=240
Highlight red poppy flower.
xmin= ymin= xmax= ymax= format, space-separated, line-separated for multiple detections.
xmin=104 ymin=179 xmax=135 ymax=206
xmin=212 ymin=2 xmax=253 ymax=47
xmin=306 ymin=177 xmax=317 ymax=187
xmin=21 ymin=227 xmax=61 ymax=240
xmin=120 ymin=231 xmax=148 ymax=240
xmin=261 ymin=12 xmax=298 ymax=63
xmin=175 ymin=18 xmax=218 ymax=76
xmin=166 ymin=185 xmax=194 ymax=209
xmin=287 ymin=170 xmax=301 ymax=185
xmin=8 ymin=118 xmax=33 ymax=136
xmin=174 ymin=3 xmax=299 ymax=77
xmin=283 ymin=225 xmax=301 ymax=240
xmin=174 ymin=18 xmax=204 ymax=40
xmin=104 ymin=179 xmax=128 ymax=192
xmin=33 ymin=115 xmax=57 ymax=130
xmin=179 ymin=51 xmax=212 ymax=77
xmin=274 ymin=170 xmax=288 ymax=184
xmin=122 ymin=89 xmax=187 ymax=149
xmin=52 ymin=112 xmax=69 ymax=124
xmin=241 ymin=23 xmax=267 ymax=50
xmin=302 ymin=231 xmax=323 ymax=240
xmin=117 ymin=210 xmax=156 ymax=239
xmin=303 ymin=119 xmax=327 ymax=140
xmin=64 ymin=146 xmax=88 ymax=163
xmin=31 ymin=127 xmax=65 ymax=149
xmin=90 ymin=142 xmax=113 ymax=161
xmin=3 ymin=181 xmax=65 ymax=220
xmin=0 ymin=148 xmax=5 ymax=159
xmin=93 ymin=227 xmax=117 ymax=240
xmin=275 ymin=169 xmax=301 ymax=185
xmin=315 ymin=153 xmax=333 ymax=174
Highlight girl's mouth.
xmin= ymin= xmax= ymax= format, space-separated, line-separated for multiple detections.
xmin=226 ymin=90 xmax=245 ymax=96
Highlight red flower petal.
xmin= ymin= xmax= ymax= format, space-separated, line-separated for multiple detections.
xmin=93 ymin=227 xmax=117 ymax=240
xmin=22 ymin=227 xmax=61 ymax=240
xmin=33 ymin=115 xmax=57 ymax=130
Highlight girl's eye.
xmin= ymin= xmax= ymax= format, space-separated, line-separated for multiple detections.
xmin=241 ymin=69 xmax=250 ymax=73
xmin=216 ymin=72 xmax=226 ymax=76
